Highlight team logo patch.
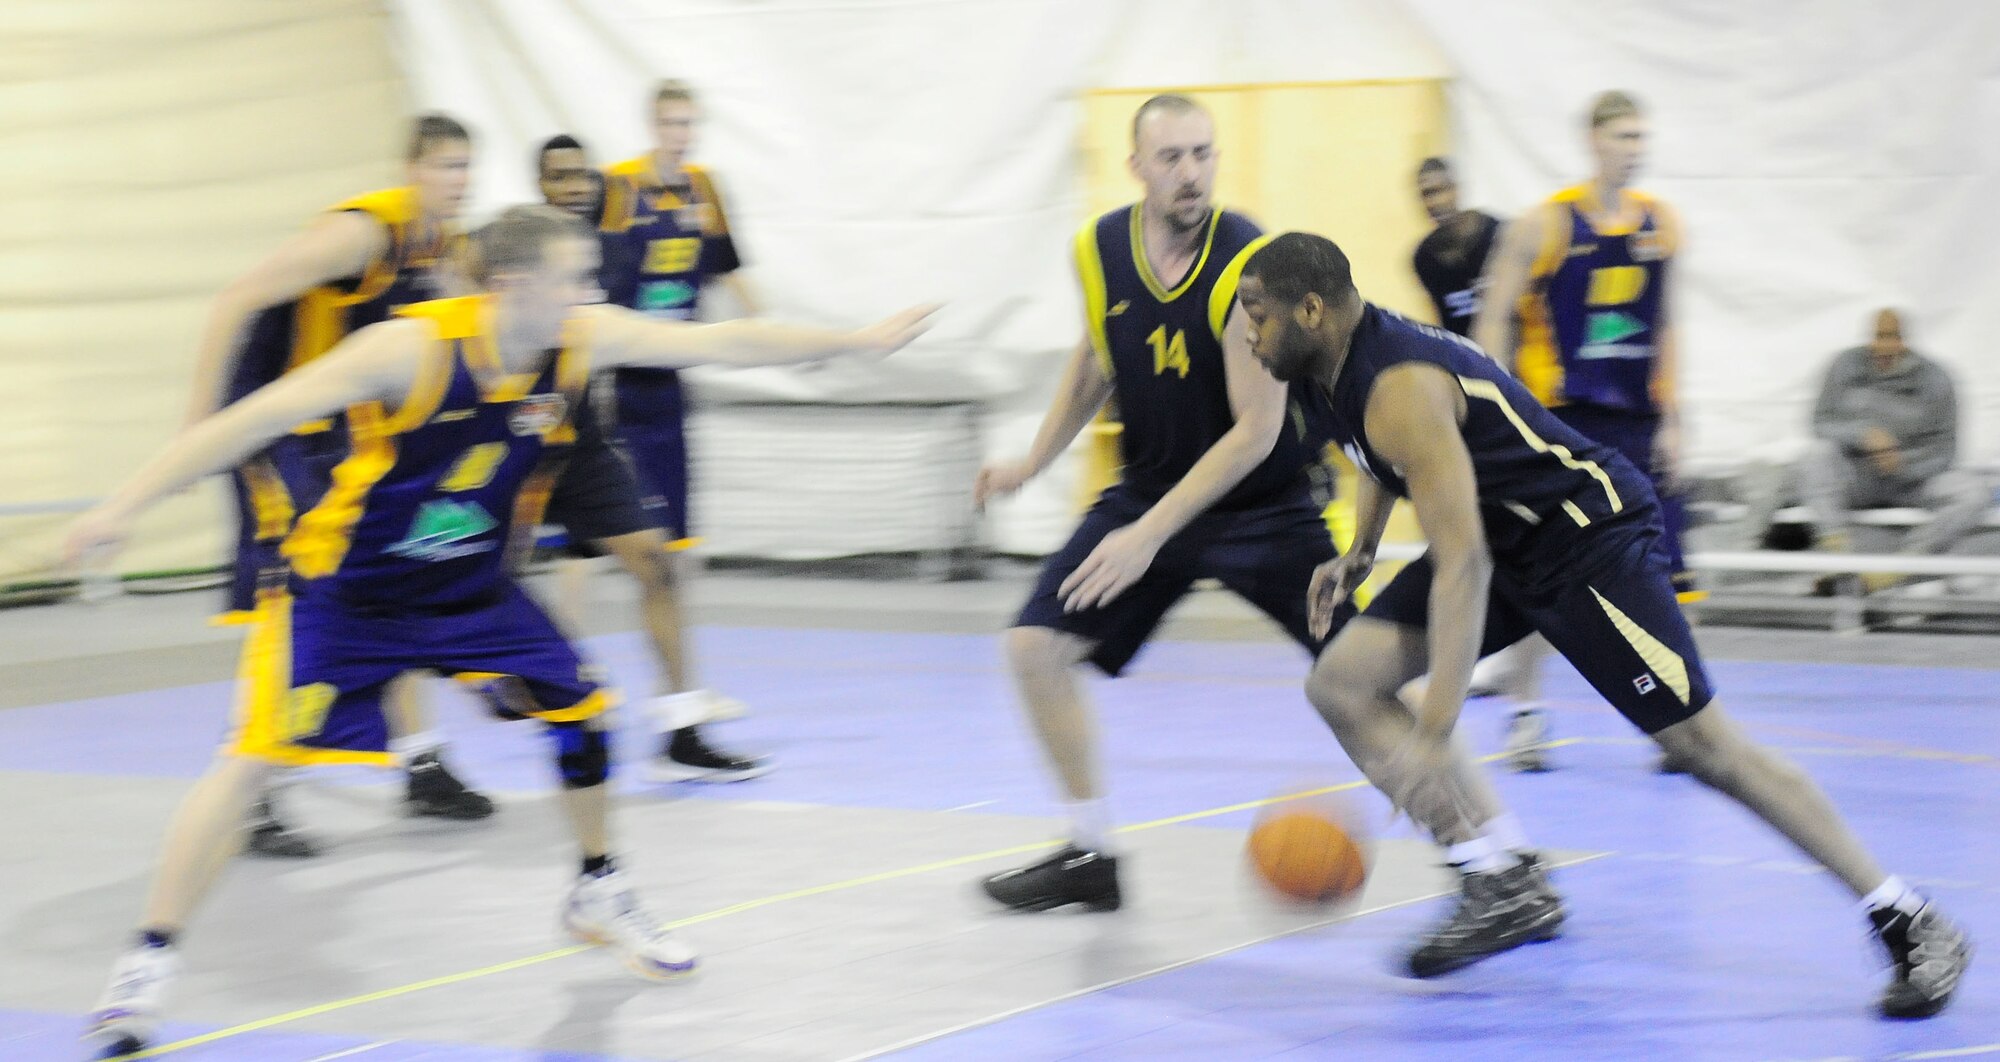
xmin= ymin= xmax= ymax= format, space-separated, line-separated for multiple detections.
xmin=387 ymin=500 xmax=498 ymax=562
xmin=1633 ymin=673 xmax=1658 ymax=695
xmin=509 ymin=394 xmax=566 ymax=437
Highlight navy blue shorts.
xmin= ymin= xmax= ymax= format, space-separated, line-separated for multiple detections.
xmin=225 ymin=583 xmax=612 ymax=766
xmin=225 ymin=428 xmax=345 ymax=619
xmin=1363 ymin=525 xmax=1712 ymax=734
xmin=1549 ymin=405 xmax=1693 ymax=596
xmin=545 ymin=426 xmax=656 ymax=556
xmin=612 ymin=368 xmax=694 ymax=545
xmin=1017 ymin=488 xmax=1349 ymax=676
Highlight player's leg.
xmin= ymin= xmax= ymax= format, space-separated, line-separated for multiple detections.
xmin=1542 ymin=531 xmax=1971 ymax=1016
xmin=978 ymin=492 xmax=1202 ymax=912
xmin=91 ymin=593 xmax=401 ymax=1053
xmin=440 ymin=585 xmax=695 ymax=979
xmin=382 ymin=670 xmax=495 ymax=819
xmin=1307 ymin=557 xmax=1564 ymax=977
xmin=596 ymin=530 xmax=769 ymax=782
xmin=1903 ymin=468 xmax=1990 ymax=557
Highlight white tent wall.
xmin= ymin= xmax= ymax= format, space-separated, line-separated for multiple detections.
xmin=389 ymin=0 xmax=1999 ymax=558
xmin=0 ymin=0 xmax=405 ymax=581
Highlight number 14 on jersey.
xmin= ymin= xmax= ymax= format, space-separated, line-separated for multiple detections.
xmin=1147 ymin=326 xmax=1190 ymax=378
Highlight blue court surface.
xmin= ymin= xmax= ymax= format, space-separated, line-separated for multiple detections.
xmin=1 ymin=621 xmax=1993 ymax=1061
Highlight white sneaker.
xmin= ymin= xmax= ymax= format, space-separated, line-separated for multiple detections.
xmin=87 ymin=943 xmax=180 ymax=1055
xmin=1503 ymin=706 xmax=1553 ymax=773
xmin=562 ymin=870 xmax=698 ymax=981
xmin=701 ymin=691 xmax=749 ymax=722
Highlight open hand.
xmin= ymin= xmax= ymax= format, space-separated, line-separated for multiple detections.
xmin=974 ymin=459 xmax=1032 ymax=511
xmin=1308 ymin=549 xmax=1374 ymax=639
xmin=1058 ymin=524 xmax=1164 ymax=612
xmin=852 ymin=303 xmax=941 ymax=358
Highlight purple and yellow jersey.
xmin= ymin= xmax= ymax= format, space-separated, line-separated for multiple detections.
xmin=1513 ymin=185 xmax=1677 ymax=414
xmin=229 ymin=186 xmax=455 ymax=403
xmin=282 ymin=296 xmax=588 ymax=610
xmin=598 ymin=157 xmax=740 ymax=321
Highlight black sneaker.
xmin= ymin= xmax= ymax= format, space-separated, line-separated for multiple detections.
xmin=244 ymin=796 xmax=317 ymax=859
xmin=405 ymin=752 xmax=496 ymax=820
xmin=1407 ymin=856 xmax=1566 ymax=977
xmin=1871 ymin=903 xmax=1972 ymax=1019
xmin=980 ymin=845 xmax=1122 ymax=912
xmin=647 ymin=726 xmax=773 ymax=783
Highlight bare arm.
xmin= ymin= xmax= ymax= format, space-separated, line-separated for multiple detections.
xmin=181 ymin=210 xmax=389 ymax=424
xmin=1471 ymin=208 xmax=1545 ymax=372
xmin=581 ymin=302 xmax=934 ymax=371
xmin=1346 ymin=467 xmax=1396 ymax=559
xmin=1057 ymin=308 xmax=1292 ymax=610
xmin=70 ymin=321 xmax=425 ymax=562
xmin=1366 ymin=365 xmax=1492 ymax=738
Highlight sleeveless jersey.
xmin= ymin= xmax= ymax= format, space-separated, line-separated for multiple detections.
xmin=229 ymin=187 xmax=453 ymax=404
xmin=1412 ymin=210 xmax=1501 ymax=337
xmin=283 ymin=297 xmax=588 ymax=609
xmin=598 ymin=157 xmax=740 ymax=320
xmin=1078 ymin=205 xmax=1311 ymax=509
xmin=1514 ymin=185 xmax=1676 ymax=413
xmin=1297 ymin=305 xmax=1657 ymax=585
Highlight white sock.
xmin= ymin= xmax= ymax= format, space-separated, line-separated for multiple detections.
xmin=390 ymin=729 xmax=445 ymax=765
xmin=1066 ymin=797 xmax=1114 ymax=854
xmin=651 ymin=690 xmax=710 ymax=731
xmin=1862 ymin=874 xmax=1925 ymax=916
xmin=1446 ymin=835 xmax=1510 ymax=874
xmin=1482 ymin=813 xmax=1534 ymax=855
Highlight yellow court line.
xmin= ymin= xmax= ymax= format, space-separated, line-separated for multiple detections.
xmin=128 ymin=747 xmax=1552 ymax=1058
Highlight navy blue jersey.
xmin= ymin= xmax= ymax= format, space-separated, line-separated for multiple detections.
xmin=1298 ymin=305 xmax=1658 ymax=583
xmin=1079 ymin=206 xmax=1312 ymax=509
xmin=1412 ymin=210 xmax=1500 ymax=337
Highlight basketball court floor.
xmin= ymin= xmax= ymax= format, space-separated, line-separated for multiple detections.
xmin=1 ymin=570 xmax=1994 ymax=1061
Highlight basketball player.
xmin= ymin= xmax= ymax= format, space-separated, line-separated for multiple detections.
xmin=1239 ymin=230 xmax=1969 ymax=1017
xmin=1412 ymin=157 xmax=1501 ymax=339
xmin=1473 ymin=92 xmax=1698 ymax=773
xmin=973 ymin=95 xmax=1528 ymax=913
xmin=597 ymin=84 xmax=770 ymax=776
xmin=537 ymin=132 xmax=766 ymax=781
xmin=74 ymin=205 xmax=935 ymax=1054
xmin=182 ymin=115 xmax=495 ymax=856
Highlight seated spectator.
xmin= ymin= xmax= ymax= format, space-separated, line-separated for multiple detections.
xmin=1741 ymin=309 xmax=1989 ymax=589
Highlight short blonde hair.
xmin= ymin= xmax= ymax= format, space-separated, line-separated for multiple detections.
xmin=654 ymin=79 xmax=697 ymax=108
xmin=1589 ymin=90 xmax=1642 ymax=128
xmin=467 ymin=205 xmax=589 ymax=285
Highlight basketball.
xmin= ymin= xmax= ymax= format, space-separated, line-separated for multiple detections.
xmin=1247 ymin=802 xmax=1370 ymax=904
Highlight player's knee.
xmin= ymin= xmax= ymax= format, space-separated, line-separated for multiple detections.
xmin=549 ymin=722 xmax=611 ymax=789
xmin=1005 ymin=625 xmax=1078 ymax=676
xmin=1654 ymin=705 xmax=1753 ymax=791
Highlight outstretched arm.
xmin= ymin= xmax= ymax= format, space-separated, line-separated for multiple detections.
xmin=69 ymin=320 xmax=425 ymax=564
xmin=580 ymin=302 xmax=935 ymax=371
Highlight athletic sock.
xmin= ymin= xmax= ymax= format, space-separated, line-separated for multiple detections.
xmin=390 ymin=729 xmax=446 ymax=767
xmin=1446 ymin=835 xmax=1511 ymax=874
xmin=1066 ymin=797 xmax=1114 ymax=854
xmin=1862 ymin=874 xmax=1925 ymax=917
xmin=1482 ymin=812 xmax=1534 ymax=856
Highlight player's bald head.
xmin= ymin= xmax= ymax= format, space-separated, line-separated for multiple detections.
xmin=1131 ymin=94 xmax=1210 ymax=151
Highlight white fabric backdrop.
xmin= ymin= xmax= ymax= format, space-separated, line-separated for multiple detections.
xmin=386 ymin=0 xmax=2000 ymax=554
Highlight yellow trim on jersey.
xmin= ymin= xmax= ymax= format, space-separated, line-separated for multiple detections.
xmin=284 ymin=187 xmax=428 ymax=376
xmin=1128 ymin=206 xmax=1219 ymax=304
xmin=384 ymin=330 xmax=457 ymax=435
xmin=1590 ymin=587 xmax=1691 ymax=704
xmin=1208 ymin=232 xmax=1276 ymax=343
xmin=209 ymin=609 xmax=257 ymax=627
xmin=240 ymin=455 xmax=297 ymax=541
xmin=684 ymin=164 xmax=731 ymax=235
xmin=449 ymin=673 xmax=616 ymax=723
xmin=1074 ymin=220 xmax=1114 ymax=378
xmin=1455 ymin=376 xmax=1624 ymax=515
xmin=666 ymin=536 xmax=703 ymax=553
xmin=284 ymin=400 xmax=400 ymax=580
xmin=227 ymin=593 xmax=396 ymax=767
xmin=1516 ymin=199 xmax=1576 ymax=407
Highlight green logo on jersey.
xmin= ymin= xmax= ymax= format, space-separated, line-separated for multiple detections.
xmin=638 ymin=279 xmax=697 ymax=317
xmin=1579 ymin=311 xmax=1650 ymax=359
xmin=1585 ymin=311 xmax=1646 ymax=347
xmin=387 ymin=500 xmax=499 ymax=562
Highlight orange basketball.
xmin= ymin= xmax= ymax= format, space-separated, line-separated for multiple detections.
xmin=1247 ymin=804 xmax=1369 ymax=904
